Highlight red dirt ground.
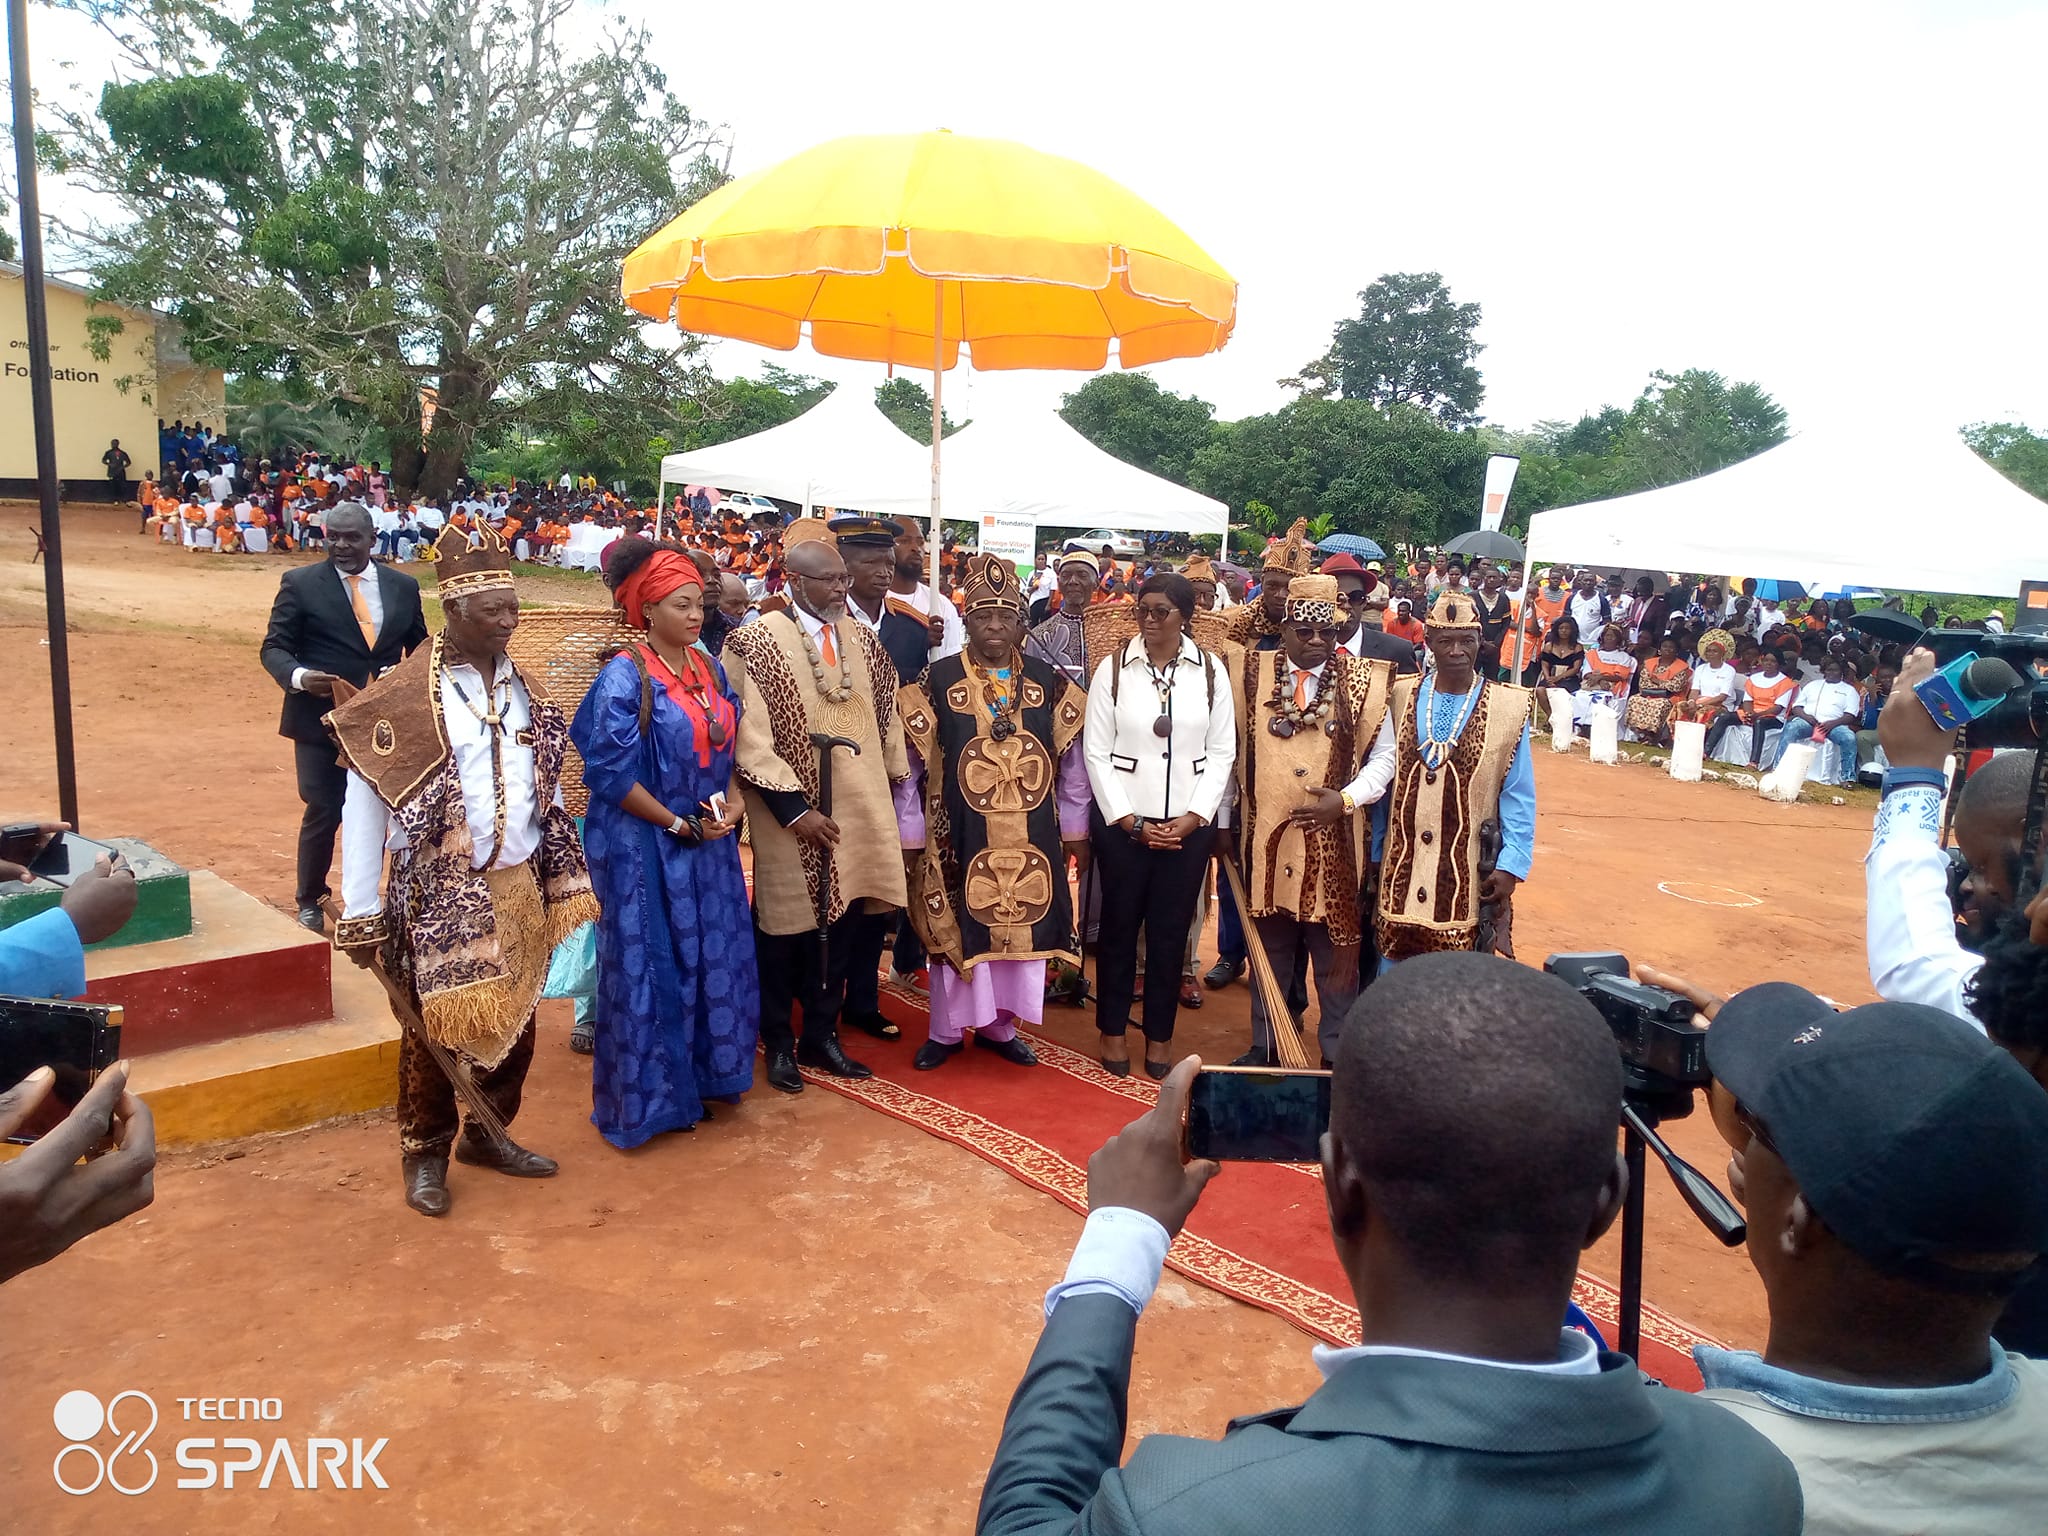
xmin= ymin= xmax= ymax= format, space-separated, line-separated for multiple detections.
xmin=0 ymin=507 xmax=1878 ymax=1531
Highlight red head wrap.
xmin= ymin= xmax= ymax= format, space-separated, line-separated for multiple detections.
xmin=617 ymin=548 xmax=703 ymax=630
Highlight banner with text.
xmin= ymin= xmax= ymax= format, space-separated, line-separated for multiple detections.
xmin=978 ymin=514 xmax=1035 ymax=570
xmin=1481 ymin=454 xmax=1521 ymax=532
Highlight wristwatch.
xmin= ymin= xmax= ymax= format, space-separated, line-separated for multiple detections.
xmin=1339 ymin=789 xmax=1358 ymax=815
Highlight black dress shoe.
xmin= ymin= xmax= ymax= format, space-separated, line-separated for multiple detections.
xmin=913 ymin=1038 xmax=963 ymax=1071
xmin=297 ymin=905 xmax=326 ymax=934
xmin=842 ymin=1009 xmax=901 ymax=1042
xmin=453 ymin=1135 xmax=559 ymax=1177
xmin=765 ymin=1049 xmax=803 ymax=1094
xmin=1144 ymin=1057 xmax=1172 ymax=1081
xmin=797 ymin=1037 xmax=873 ymax=1080
xmin=402 ymin=1154 xmax=450 ymax=1217
xmin=1231 ymin=1047 xmax=1277 ymax=1068
xmin=1203 ymin=957 xmax=1245 ymax=989
xmin=974 ymin=1033 xmax=1037 ymax=1067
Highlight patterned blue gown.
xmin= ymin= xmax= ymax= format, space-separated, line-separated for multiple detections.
xmin=571 ymin=651 xmax=759 ymax=1148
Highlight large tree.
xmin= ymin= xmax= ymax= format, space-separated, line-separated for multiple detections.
xmin=1059 ymin=372 xmax=1216 ymax=486
xmin=1287 ymin=272 xmax=1485 ymax=426
xmin=871 ymin=376 xmax=960 ymax=442
xmin=49 ymin=0 xmax=726 ymax=498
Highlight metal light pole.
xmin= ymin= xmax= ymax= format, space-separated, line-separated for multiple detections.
xmin=8 ymin=0 xmax=79 ymax=827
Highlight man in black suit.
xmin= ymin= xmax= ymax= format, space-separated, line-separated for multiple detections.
xmin=260 ymin=502 xmax=429 ymax=931
xmin=976 ymin=954 xmax=1803 ymax=1536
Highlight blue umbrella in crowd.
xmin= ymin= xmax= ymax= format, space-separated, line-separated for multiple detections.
xmin=1754 ymin=579 xmax=1807 ymax=601
xmin=1316 ymin=533 xmax=1386 ymax=560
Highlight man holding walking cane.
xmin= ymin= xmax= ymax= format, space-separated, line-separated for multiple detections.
xmin=722 ymin=522 xmax=909 ymax=1095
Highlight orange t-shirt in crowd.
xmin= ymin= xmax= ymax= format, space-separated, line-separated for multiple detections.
xmin=1386 ymin=613 xmax=1426 ymax=644
xmin=1742 ymin=672 xmax=1798 ymax=718
xmin=1523 ymin=585 xmax=1568 ymax=640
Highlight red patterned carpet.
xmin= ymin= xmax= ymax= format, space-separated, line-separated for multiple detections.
xmin=795 ymin=979 xmax=1719 ymax=1389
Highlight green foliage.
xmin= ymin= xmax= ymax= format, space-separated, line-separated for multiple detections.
xmin=1287 ymin=272 xmax=1485 ymax=427
xmin=872 ymin=377 xmax=959 ymax=442
xmin=60 ymin=0 xmax=728 ymax=499
xmin=1192 ymin=398 xmax=1488 ymax=548
xmin=1965 ymin=421 xmax=2048 ymax=500
xmin=1058 ymin=373 xmax=1215 ymax=485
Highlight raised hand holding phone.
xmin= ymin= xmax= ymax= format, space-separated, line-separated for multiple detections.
xmin=1086 ymin=1056 xmax=1219 ymax=1239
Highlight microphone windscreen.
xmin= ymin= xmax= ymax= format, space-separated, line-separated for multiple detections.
xmin=1961 ymin=656 xmax=2024 ymax=702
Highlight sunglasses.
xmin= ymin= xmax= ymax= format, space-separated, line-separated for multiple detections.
xmin=1136 ymin=603 xmax=1181 ymax=623
xmin=1291 ymin=625 xmax=1342 ymax=644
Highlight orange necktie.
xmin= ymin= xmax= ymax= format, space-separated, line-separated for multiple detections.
xmin=349 ymin=573 xmax=377 ymax=648
xmin=1294 ymin=671 xmax=1312 ymax=708
xmin=818 ymin=621 xmax=838 ymax=667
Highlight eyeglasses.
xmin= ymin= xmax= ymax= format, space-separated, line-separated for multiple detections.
xmin=1292 ymin=625 xmax=1342 ymax=644
xmin=803 ymin=570 xmax=851 ymax=590
xmin=1136 ymin=603 xmax=1180 ymax=623
xmin=1340 ymin=590 xmax=1370 ymax=607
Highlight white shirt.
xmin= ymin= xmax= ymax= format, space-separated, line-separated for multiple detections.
xmin=1083 ymin=636 xmax=1238 ymax=825
xmin=209 ymin=470 xmax=234 ymax=501
xmin=1690 ymin=661 xmax=1737 ymax=704
xmin=902 ymin=581 xmax=965 ymax=661
xmin=1276 ymin=661 xmax=1400 ymax=808
xmin=1866 ymin=782 xmax=1983 ymax=1029
xmin=1027 ymin=568 xmax=1058 ymax=604
xmin=1567 ymin=590 xmax=1610 ymax=641
xmin=1793 ymin=678 xmax=1860 ymax=726
xmin=1047 ymin=1206 xmax=1602 ymax=1377
xmin=340 ymin=656 xmax=544 ymax=920
xmin=290 ymin=563 xmax=387 ymax=692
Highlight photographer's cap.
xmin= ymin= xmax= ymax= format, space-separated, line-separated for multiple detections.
xmin=1708 ymin=984 xmax=2048 ymax=1293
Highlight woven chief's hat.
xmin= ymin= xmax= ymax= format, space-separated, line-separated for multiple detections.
xmin=960 ymin=552 xmax=1024 ymax=613
xmin=1183 ymin=550 xmax=1216 ymax=584
xmin=430 ymin=518 xmax=514 ymax=600
xmin=1284 ymin=574 xmax=1341 ymax=626
xmin=1428 ymin=590 xmax=1483 ymax=631
xmin=1262 ymin=518 xmax=1313 ymax=577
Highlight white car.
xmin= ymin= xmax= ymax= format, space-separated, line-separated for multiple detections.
xmin=716 ymin=491 xmax=782 ymax=518
xmin=1062 ymin=528 xmax=1144 ymax=559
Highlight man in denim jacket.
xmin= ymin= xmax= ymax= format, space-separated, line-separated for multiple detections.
xmin=1697 ymin=983 xmax=2048 ymax=1535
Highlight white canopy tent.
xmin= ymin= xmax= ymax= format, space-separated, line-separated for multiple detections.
xmin=1523 ymin=427 xmax=2048 ymax=599
xmin=938 ymin=409 xmax=1229 ymax=551
xmin=654 ymin=384 xmax=931 ymax=529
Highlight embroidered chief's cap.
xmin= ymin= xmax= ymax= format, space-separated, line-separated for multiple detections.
xmin=960 ymin=552 xmax=1025 ymax=614
xmin=1428 ymin=591 xmax=1483 ymax=631
xmin=1056 ymin=548 xmax=1101 ymax=575
xmin=430 ymin=518 xmax=515 ymax=600
xmin=1284 ymin=574 xmax=1341 ymax=626
xmin=782 ymin=517 xmax=835 ymax=552
xmin=1262 ymin=517 xmax=1313 ymax=577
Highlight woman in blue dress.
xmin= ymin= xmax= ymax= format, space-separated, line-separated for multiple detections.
xmin=572 ymin=538 xmax=758 ymax=1148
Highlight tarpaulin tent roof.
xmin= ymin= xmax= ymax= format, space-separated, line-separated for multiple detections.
xmin=1524 ymin=427 xmax=2048 ymax=598
xmin=655 ymin=384 xmax=930 ymax=517
xmin=938 ymin=410 xmax=1226 ymax=536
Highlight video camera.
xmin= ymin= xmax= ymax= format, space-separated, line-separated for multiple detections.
xmin=1920 ymin=629 xmax=2048 ymax=752
xmin=1544 ymin=953 xmax=1707 ymax=1117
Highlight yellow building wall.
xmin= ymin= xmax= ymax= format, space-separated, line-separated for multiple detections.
xmin=0 ymin=272 xmax=225 ymax=485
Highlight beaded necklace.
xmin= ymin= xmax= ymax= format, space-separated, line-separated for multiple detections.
xmin=966 ymin=653 xmax=1023 ymax=741
xmin=796 ymin=609 xmax=855 ymax=704
xmin=1416 ymin=673 xmax=1484 ymax=770
xmin=1266 ymin=654 xmax=1338 ymax=739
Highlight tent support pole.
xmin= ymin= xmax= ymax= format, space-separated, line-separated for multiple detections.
xmin=654 ymin=476 xmax=666 ymax=541
xmin=929 ymin=282 xmax=944 ymax=601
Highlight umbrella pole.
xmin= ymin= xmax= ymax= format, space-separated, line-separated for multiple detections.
xmin=1509 ymin=535 xmax=1536 ymax=680
xmin=929 ymin=281 xmax=944 ymax=600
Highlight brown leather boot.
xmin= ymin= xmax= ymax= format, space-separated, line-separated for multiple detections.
xmin=402 ymin=1154 xmax=451 ymax=1217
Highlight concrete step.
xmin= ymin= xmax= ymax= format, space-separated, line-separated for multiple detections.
xmin=130 ymin=957 xmax=399 ymax=1147
xmin=85 ymin=870 xmax=332 ymax=1053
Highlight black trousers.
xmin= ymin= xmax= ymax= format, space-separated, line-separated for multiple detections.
xmin=843 ymin=908 xmax=893 ymax=1016
xmin=756 ymin=909 xmax=863 ymax=1056
xmin=294 ymin=738 xmax=350 ymax=909
xmin=1092 ymin=807 xmax=1216 ymax=1042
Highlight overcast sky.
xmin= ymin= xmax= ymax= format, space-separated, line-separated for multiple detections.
xmin=619 ymin=0 xmax=2047 ymax=439
xmin=26 ymin=0 xmax=2044 ymax=441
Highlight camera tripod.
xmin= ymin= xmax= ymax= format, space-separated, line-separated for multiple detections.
xmin=1615 ymin=1087 xmax=1746 ymax=1366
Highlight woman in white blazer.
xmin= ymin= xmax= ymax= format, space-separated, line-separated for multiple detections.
xmin=1083 ymin=572 xmax=1237 ymax=1078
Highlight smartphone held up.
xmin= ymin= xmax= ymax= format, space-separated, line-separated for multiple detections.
xmin=0 ymin=996 xmax=124 ymax=1145
xmin=1185 ymin=1067 xmax=1332 ymax=1163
